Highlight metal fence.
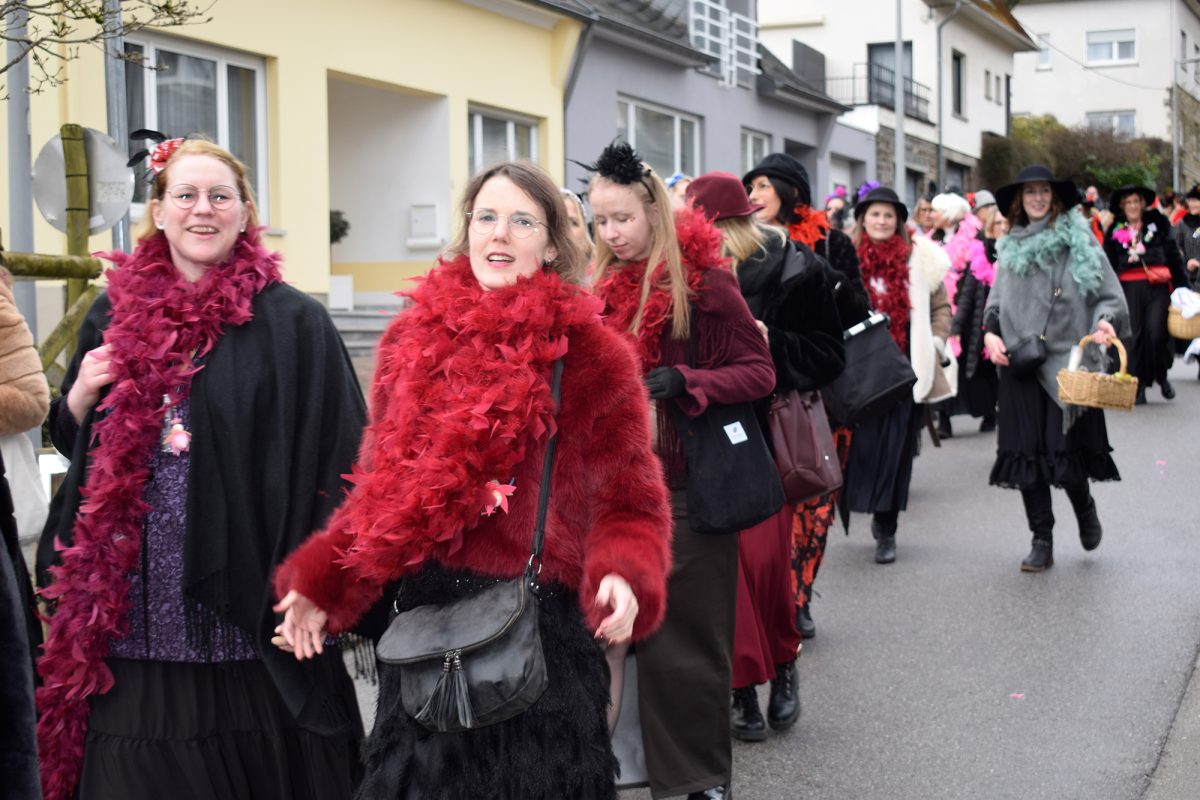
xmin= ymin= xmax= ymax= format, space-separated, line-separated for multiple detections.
xmin=826 ymin=63 xmax=932 ymax=122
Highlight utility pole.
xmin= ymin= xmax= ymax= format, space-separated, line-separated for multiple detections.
xmin=6 ymin=5 xmax=37 ymax=336
xmin=894 ymin=0 xmax=906 ymax=198
xmin=104 ymin=0 xmax=131 ymax=253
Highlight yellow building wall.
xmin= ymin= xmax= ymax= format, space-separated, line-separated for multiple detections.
xmin=1 ymin=1 xmax=580 ymax=295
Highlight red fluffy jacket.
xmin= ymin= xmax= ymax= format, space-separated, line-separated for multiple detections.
xmin=274 ymin=259 xmax=673 ymax=642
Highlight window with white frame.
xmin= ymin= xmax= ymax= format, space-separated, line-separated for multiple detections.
xmin=468 ymin=107 xmax=538 ymax=176
xmin=1036 ymin=34 xmax=1051 ymax=69
xmin=688 ymin=0 xmax=760 ymax=87
xmin=951 ymin=50 xmax=965 ymax=118
xmin=124 ymin=37 xmax=268 ymax=218
xmin=995 ymin=74 xmax=1002 ymax=105
xmin=741 ymin=130 xmax=769 ymax=175
xmin=1086 ymin=29 xmax=1135 ymax=64
xmin=616 ymin=98 xmax=700 ymax=177
xmin=1087 ymin=110 xmax=1136 ymax=138
xmin=984 ymin=69 xmax=992 ymax=100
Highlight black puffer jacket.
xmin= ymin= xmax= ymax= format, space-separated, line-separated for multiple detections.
xmin=950 ymin=232 xmax=994 ymax=379
xmin=736 ymin=233 xmax=846 ymax=392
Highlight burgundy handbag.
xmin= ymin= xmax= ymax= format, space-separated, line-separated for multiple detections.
xmin=767 ymin=389 xmax=843 ymax=505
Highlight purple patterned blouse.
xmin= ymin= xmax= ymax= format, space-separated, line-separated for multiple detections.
xmin=109 ymin=397 xmax=259 ymax=662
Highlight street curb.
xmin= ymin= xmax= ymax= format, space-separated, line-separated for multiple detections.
xmin=1142 ymin=640 xmax=1200 ymax=799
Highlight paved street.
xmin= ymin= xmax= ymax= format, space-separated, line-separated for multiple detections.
xmin=353 ymin=362 xmax=1200 ymax=800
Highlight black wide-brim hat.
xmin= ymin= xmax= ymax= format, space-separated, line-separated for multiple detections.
xmin=995 ymin=165 xmax=1078 ymax=213
xmin=854 ymin=186 xmax=908 ymax=225
xmin=1108 ymin=184 xmax=1157 ymax=210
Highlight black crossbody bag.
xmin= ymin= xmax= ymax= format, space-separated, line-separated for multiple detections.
xmin=375 ymin=359 xmax=564 ymax=732
xmin=1007 ymin=261 xmax=1067 ymax=377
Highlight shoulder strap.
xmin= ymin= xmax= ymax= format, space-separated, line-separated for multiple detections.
xmin=1041 ymin=260 xmax=1068 ymax=337
xmin=529 ymin=358 xmax=564 ymax=575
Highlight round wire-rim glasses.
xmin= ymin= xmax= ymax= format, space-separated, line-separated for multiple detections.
xmin=467 ymin=210 xmax=545 ymax=239
xmin=165 ymin=184 xmax=241 ymax=211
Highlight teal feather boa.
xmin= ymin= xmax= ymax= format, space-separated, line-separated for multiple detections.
xmin=996 ymin=211 xmax=1106 ymax=294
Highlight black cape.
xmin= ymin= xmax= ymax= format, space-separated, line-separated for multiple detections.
xmin=37 ymin=283 xmax=368 ymax=737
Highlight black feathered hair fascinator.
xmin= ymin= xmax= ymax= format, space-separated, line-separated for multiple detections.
xmin=126 ymin=129 xmax=186 ymax=183
xmin=573 ymin=140 xmax=656 ymax=198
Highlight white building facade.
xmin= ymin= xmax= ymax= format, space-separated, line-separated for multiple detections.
xmin=760 ymin=0 xmax=1036 ymax=201
xmin=1010 ymin=0 xmax=1200 ymax=188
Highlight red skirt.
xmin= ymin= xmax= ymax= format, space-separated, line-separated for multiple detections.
xmin=732 ymin=505 xmax=802 ymax=688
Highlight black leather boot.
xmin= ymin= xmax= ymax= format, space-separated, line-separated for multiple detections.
xmin=1135 ymin=385 xmax=1147 ymax=405
xmin=1020 ymin=538 xmax=1054 ymax=572
xmin=1161 ymin=378 xmax=1176 ymax=400
xmin=767 ymin=660 xmax=801 ymax=731
xmin=872 ymin=516 xmax=897 ymax=564
xmin=796 ymin=604 xmax=816 ymax=639
xmin=1076 ymin=499 xmax=1102 ymax=551
xmin=730 ymin=687 xmax=767 ymax=742
xmin=936 ymin=408 xmax=953 ymax=439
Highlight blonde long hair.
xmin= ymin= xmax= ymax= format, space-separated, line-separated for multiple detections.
xmin=589 ymin=172 xmax=692 ymax=340
xmin=134 ymin=137 xmax=259 ymax=242
xmin=714 ymin=216 xmax=786 ymax=273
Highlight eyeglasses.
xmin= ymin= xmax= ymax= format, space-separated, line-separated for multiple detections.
xmin=165 ymin=184 xmax=241 ymax=211
xmin=467 ymin=210 xmax=545 ymax=239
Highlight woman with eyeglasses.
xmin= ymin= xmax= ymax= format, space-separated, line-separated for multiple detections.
xmin=587 ymin=143 xmax=775 ymax=800
xmin=34 ymin=138 xmax=368 ymax=800
xmin=272 ymin=160 xmax=671 ymax=799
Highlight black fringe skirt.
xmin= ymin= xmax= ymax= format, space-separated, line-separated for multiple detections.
xmin=989 ymin=367 xmax=1120 ymax=490
xmin=358 ymin=565 xmax=617 ymax=800
xmin=79 ymin=658 xmax=361 ymax=800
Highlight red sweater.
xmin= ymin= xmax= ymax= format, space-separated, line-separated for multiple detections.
xmin=274 ymin=317 xmax=673 ymax=641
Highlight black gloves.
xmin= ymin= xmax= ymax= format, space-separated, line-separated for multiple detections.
xmin=644 ymin=366 xmax=686 ymax=400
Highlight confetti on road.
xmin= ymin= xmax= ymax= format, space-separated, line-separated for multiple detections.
xmin=1009 ymin=693 xmax=1025 ymax=700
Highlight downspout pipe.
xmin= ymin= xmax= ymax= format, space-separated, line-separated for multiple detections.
xmin=936 ymin=0 xmax=966 ymax=190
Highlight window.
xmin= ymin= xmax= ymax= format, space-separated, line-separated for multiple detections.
xmin=616 ymin=98 xmax=700 ymax=177
xmin=1087 ymin=110 xmax=1136 ymax=138
xmin=995 ymin=75 xmax=1002 ymax=105
xmin=985 ymin=69 xmax=992 ymax=100
xmin=867 ymin=41 xmax=924 ymax=117
xmin=1194 ymin=43 xmax=1199 ymax=80
xmin=1037 ymin=34 xmax=1051 ymax=69
xmin=688 ymin=0 xmax=760 ymax=87
xmin=740 ymin=130 xmax=769 ymax=175
xmin=951 ymin=50 xmax=965 ymax=118
xmin=468 ymin=107 xmax=538 ymax=176
xmin=125 ymin=36 xmax=268 ymax=217
xmin=1182 ymin=30 xmax=1188 ymax=63
xmin=1086 ymin=29 xmax=1136 ymax=64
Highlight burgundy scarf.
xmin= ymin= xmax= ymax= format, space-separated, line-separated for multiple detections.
xmin=856 ymin=233 xmax=913 ymax=352
xmin=36 ymin=231 xmax=282 ymax=800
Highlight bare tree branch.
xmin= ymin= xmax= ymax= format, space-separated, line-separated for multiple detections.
xmin=1 ymin=0 xmax=214 ymax=99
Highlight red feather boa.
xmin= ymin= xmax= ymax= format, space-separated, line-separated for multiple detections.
xmin=592 ymin=205 xmax=724 ymax=371
xmin=786 ymin=206 xmax=831 ymax=249
xmin=856 ymin=234 xmax=913 ymax=353
xmin=35 ymin=232 xmax=282 ymax=800
xmin=330 ymin=256 xmax=604 ymax=586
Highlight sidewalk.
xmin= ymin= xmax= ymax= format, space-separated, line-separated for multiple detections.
xmin=1143 ymin=644 xmax=1200 ymax=799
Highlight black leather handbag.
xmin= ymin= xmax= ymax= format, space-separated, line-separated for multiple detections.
xmin=820 ymin=312 xmax=917 ymax=427
xmin=1006 ymin=261 xmax=1066 ymax=378
xmin=672 ymin=309 xmax=786 ymax=534
xmin=375 ymin=360 xmax=563 ymax=732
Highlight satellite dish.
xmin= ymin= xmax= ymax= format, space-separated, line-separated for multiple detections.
xmin=32 ymin=127 xmax=135 ymax=235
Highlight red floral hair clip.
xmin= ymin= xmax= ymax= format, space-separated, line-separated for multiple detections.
xmin=126 ymin=129 xmax=185 ymax=181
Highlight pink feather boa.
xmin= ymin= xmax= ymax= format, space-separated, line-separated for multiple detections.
xmin=35 ymin=231 xmax=282 ymax=800
xmin=940 ymin=214 xmax=991 ymax=357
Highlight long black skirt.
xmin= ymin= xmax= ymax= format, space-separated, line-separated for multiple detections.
xmin=988 ymin=367 xmax=1120 ymax=490
xmin=80 ymin=658 xmax=361 ymax=800
xmin=359 ymin=565 xmax=616 ymax=800
xmin=956 ymin=357 xmax=999 ymax=419
xmin=843 ymin=396 xmax=922 ymax=515
xmin=1121 ymin=279 xmax=1173 ymax=387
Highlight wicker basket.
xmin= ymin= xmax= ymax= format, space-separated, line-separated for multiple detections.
xmin=1056 ymin=336 xmax=1138 ymax=412
xmin=1167 ymin=306 xmax=1200 ymax=340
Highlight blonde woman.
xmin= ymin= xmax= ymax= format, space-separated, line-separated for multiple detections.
xmin=687 ymin=171 xmax=843 ymax=744
xmin=587 ymin=145 xmax=775 ymax=800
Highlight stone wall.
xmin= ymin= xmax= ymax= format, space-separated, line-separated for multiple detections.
xmin=1178 ymin=88 xmax=1200 ymax=191
xmin=876 ymin=126 xmax=981 ymax=193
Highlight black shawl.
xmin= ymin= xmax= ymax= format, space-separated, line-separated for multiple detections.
xmin=38 ymin=283 xmax=368 ymax=736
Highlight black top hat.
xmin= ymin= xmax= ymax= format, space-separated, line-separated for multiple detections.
xmin=854 ymin=186 xmax=909 ymax=225
xmin=1108 ymin=184 xmax=1156 ymax=210
xmin=742 ymin=153 xmax=812 ymax=207
xmin=994 ymin=165 xmax=1078 ymax=214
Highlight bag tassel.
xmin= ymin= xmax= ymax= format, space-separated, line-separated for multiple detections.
xmin=415 ymin=651 xmax=476 ymax=730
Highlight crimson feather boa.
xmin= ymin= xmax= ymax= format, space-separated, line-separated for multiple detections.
xmin=592 ymin=205 xmax=723 ymax=371
xmin=329 ymin=255 xmax=603 ymax=586
xmin=856 ymin=233 xmax=913 ymax=353
xmin=35 ymin=231 xmax=282 ymax=800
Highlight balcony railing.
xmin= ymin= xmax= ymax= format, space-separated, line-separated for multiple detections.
xmin=827 ymin=63 xmax=931 ymax=122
